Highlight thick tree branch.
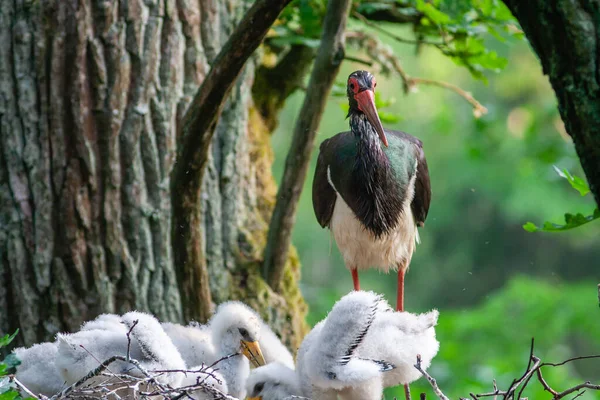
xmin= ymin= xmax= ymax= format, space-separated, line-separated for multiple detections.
xmin=500 ymin=0 xmax=600 ymax=208
xmin=252 ymin=45 xmax=316 ymax=131
xmin=262 ymin=0 xmax=352 ymax=290
xmin=171 ymin=0 xmax=293 ymax=322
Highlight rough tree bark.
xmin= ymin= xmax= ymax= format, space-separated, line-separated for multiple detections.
xmin=501 ymin=0 xmax=600 ymax=207
xmin=0 ymin=0 xmax=307 ymax=349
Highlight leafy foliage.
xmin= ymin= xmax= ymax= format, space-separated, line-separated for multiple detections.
xmin=268 ymin=0 xmax=520 ymax=83
xmin=524 ymin=167 xmax=599 ymax=232
xmin=0 ymin=331 xmax=23 ymax=400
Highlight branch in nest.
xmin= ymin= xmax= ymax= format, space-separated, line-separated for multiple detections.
xmin=415 ymin=355 xmax=449 ymax=400
xmin=416 ymin=339 xmax=600 ymax=400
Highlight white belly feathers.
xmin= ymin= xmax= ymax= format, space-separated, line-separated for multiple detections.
xmin=327 ymin=166 xmax=419 ymax=273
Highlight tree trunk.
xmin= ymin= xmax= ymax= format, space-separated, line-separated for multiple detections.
xmin=0 ymin=0 xmax=307 ymax=350
xmin=501 ymin=0 xmax=600 ymax=207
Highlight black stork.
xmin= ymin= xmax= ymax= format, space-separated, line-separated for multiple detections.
xmin=312 ymin=70 xmax=431 ymax=312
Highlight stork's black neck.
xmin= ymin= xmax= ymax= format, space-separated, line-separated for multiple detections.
xmin=346 ymin=111 xmax=404 ymax=237
xmin=349 ymin=111 xmax=387 ymax=169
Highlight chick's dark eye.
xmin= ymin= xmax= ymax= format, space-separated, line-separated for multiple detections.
xmin=254 ymin=382 xmax=265 ymax=393
xmin=238 ymin=327 xmax=248 ymax=337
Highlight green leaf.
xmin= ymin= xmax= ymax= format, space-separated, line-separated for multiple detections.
xmin=0 ymin=391 xmax=18 ymax=400
xmin=0 ymin=331 xmax=18 ymax=348
xmin=416 ymin=0 xmax=452 ymax=25
xmin=553 ymin=165 xmax=590 ymax=196
xmin=355 ymin=2 xmax=394 ymax=15
xmin=268 ymin=35 xmax=320 ymax=48
xmin=2 ymin=355 xmax=20 ymax=372
xmin=523 ymin=209 xmax=600 ymax=232
xmin=379 ymin=111 xmax=401 ymax=123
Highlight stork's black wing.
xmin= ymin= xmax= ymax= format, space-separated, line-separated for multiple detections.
xmin=412 ymin=145 xmax=431 ymax=226
xmin=312 ymin=137 xmax=339 ymax=228
xmin=386 ymin=130 xmax=431 ymax=227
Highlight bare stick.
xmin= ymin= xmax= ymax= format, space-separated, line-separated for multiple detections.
xmin=9 ymin=375 xmax=42 ymax=399
xmin=126 ymin=319 xmax=139 ymax=361
xmin=172 ymin=0 xmax=294 ymax=322
xmin=554 ymin=382 xmax=600 ymax=399
xmin=415 ymin=355 xmax=449 ymax=400
xmin=262 ymin=0 xmax=352 ymax=290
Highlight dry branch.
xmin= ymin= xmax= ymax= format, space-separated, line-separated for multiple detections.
xmin=171 ymin=0 xmax=293 ymax=322
xmin=416 ymin=340 xmax=600 ymax=400
xmin=262 ymin=0 xmax=353 ymax=290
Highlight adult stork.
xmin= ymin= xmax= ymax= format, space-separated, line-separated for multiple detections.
xmin=312 ymin=70 xmax=431 ymax=312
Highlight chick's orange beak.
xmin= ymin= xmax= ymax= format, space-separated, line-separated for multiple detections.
xmin=240 ymin=340 xmax=266 ymax=367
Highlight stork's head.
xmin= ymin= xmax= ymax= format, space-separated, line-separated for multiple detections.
xmin=347 ymin=70 xmax=388 ymax=147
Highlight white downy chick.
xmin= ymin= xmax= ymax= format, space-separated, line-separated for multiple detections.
xmin=206 ymin=301 xmax=267 ymax=398
xmin=258 ymin=321 xmax=295 ymax=369
xmin=296 ymin=320 xmax=336 ymax=400
xmin=55 ymin=328 xmax=145 ymax=385
xmin=80 ymin=313 xmax=126 ymax=333
xmin=13 ymin=342 xmax=65 ymax=396
xmin=245 ymin=362 xmax=302 ymax=400
xmin=161 ymin=321 xmax=217 ymax=368
xmin=178 ymin=365 xmax=228 ymax=400
xmin=305 ymin=291 xmax=394 ymax=398
xmin=358 ymin=304 xmax=439 ymax=388
xmin=300 ymin=291 xmax=440 ymax=399
xmin=120 ymin=311 xmax=187 ymax=387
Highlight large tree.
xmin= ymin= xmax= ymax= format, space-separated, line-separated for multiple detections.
xmin=0 ymin=0 xmax=308 ymax=347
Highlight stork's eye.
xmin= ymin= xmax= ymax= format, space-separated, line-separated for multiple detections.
xmin=238 ymin=327 xmax=249 ymax=337
xmin=254 ymin=382 xmax=265 ymax=393
xmin=349 ymin=83 xmax=355 ymax=90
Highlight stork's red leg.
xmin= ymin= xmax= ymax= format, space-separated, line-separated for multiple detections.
xmin=397 ymin=266 xmax=410 ymax=400
xmin=396 ymin=268 xmax=405 ymax=311
xmin=351 ymin=268 xmax=360 ymax=291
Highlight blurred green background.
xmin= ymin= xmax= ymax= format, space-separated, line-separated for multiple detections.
xmin=271 ymin=22 xmax=600 ymax=399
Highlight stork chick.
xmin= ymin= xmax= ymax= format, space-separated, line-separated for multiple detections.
xmin=246 ymin=362 xmax=302 ymax=400
xmin=298 ymin=291 xmax=439 ymax=399
xmin=13 ymin=342 xmax=65 ymax=396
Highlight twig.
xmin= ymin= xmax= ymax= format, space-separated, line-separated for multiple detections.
xmin=9 ymin=375 xmax=42 ymax=399
xmin=352 ymin=11 xmax=444 ymax=46
xmin=541 ymin=354 xmax=600 ymax=368
xmin=536 ymin=368 xmax=558 ymax=396
xmin=345 ymin=55 xmax=373 ymax=66
xmin=126 ymin=319 xmax=138 ymax=361
xmin=554 ymin=382 xmax=600 ymax=399
xmin=262 ymin=0 xmax=352 ymax=290
xmin=409 ymin=78 xmax=488 ymax=117
xmin=172 ymin=0 xmax=294 ymax=322
xmin=415 ymin=354 xmax=449 ymax=400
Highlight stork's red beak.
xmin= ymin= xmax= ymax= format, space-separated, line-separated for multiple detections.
xmin=355 ymin=89 xmax=388 ymax=147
